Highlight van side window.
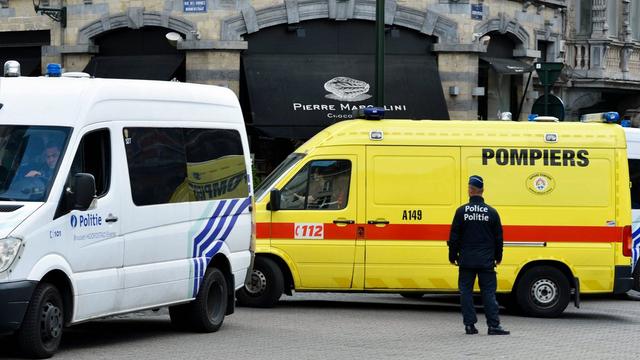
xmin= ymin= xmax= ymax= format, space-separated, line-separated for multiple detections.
xmin=123 ymin=127 xmax=249 ymax=206
xmin=123 ymin=128 xmax=187 ymax=206
xmin=280 ymin=160 xmax=351 ymax=210
xmin=184 ymin=129 xmax=249 ymax=201
xmin=629 ymin=159 xmax=640 ymax=209
xmin=55 ymin=129 xmax=111 ymax=218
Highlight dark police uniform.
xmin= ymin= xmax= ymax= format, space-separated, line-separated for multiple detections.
xmin=448 ymin=192 xmax=504 ymax=331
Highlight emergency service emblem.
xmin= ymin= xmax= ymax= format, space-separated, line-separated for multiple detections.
xmin=526 ymin=173 xmax=555 ymax=194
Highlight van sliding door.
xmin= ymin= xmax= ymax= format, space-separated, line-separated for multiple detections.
xmin=364 ymin=146 xmax=461 ymax=290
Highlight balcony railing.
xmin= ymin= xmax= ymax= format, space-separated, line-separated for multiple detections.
xmin=567 ymin=39 xmax=640 ymax=88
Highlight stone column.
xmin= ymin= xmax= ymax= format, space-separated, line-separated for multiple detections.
xmin=186 ymin=50 xmax=242 ymax=95
xmin=592 ymin=0 xmax=608 ymax=38
xmin=433 ymin=44 xmax=486 ymax=121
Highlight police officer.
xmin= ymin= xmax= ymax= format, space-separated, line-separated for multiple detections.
xmin=448 ymin=175 xmax=510 ymax=335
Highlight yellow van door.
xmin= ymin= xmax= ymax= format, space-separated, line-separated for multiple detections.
xmin=271 ymin=149 xmax=361 ymax=289
xmin=364 ymin=146 xmax=461 ymax=290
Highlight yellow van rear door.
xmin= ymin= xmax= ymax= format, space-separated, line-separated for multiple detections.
xmin=271 ymin=150 xmax=360 ymax=289
xmin=364 ymin=146 xmax=461 ymax=290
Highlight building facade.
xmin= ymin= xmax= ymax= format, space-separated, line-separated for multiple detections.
xmin=0 ymin=0 xmax=597 ymax=172
xmin=565 ymin=0 xmax=640 ymax=124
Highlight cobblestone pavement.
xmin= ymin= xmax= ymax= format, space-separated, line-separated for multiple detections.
xmin=1 ymin=291 xmax=639 ymax=360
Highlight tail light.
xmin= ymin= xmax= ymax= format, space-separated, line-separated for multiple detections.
xmin=623 ymin=225 xmax=632 ymax=257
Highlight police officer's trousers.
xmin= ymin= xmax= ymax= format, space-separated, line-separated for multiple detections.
xmin=458 ymin=267 xmax=500 ymax=328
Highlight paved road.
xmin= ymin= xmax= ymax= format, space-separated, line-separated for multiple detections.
xmin=1 ymin=292 xmax=639 ymax=360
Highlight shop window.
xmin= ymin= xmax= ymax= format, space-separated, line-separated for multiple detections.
xmin=280 ymin=160 xmax=351 ymax=210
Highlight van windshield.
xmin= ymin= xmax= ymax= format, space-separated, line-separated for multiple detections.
xmin=0 ymin=125 xmax=71 ymax=202
xmin=255 ymin=153 xmax=305 ymax=200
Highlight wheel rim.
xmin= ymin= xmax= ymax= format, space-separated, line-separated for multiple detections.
xmin=245 ymin=269 xmax=267 ymax=296
xmin=531 ymin=278 xmax=558 ymax=307
xmin=41 ymin=301 xmax=63 ymax=344
xmin=206 ymin=279 xmax=224 ymax=322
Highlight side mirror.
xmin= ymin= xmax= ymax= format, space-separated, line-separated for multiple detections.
xmin=73 ymin=173 xmax=96 ymax=210
xmin=269 ymin=189 xmax=281 ymax=211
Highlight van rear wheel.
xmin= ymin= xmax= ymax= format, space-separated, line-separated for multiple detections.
xmin=236 ymin=257 xmax=284 ymax=308
xmin=515 ymin=266 xmax=570 ymax=318
xmin=171 ymin=267 xmax=228 ymax=332
xmin=16 ymin=283 xmax=64 ymax=359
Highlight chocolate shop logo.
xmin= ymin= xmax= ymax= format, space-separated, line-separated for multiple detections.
xmin=324 ymin=77 xmax=372 ymax=102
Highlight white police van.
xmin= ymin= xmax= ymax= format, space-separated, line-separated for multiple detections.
xmin=624 ymin=125 xmax=640 ymax=291
xmin=0 ymin=62 xmax=255 ymax=358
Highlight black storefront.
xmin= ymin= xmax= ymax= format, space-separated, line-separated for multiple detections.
xmin=0 ymin=30 xmax=50 ymax=77
xmin=240 ymin=20 xmax=449 ymax=176
xmin=83 ymin=27 xmax=185 ymax=81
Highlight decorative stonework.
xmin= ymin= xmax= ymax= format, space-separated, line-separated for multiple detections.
xmin=474 ymin=12 xmax=531 ymax=48
xmin=221 ymin=0 xmax=459 ymax=44
xmin=77 ymin=9 xmax=197 ymax=44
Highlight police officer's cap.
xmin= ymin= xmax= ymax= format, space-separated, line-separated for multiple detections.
xmin=468 ymin=175 xmax=484 ymax=189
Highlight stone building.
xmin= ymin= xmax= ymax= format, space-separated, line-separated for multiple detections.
xmin=564 ymin=0 xmax=640 ymax=125
xmin=1 ymin=0 xmax=569 ymax=171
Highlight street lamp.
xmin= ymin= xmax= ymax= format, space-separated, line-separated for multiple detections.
xmin=32 ymin=0 xmax=67 ymax=28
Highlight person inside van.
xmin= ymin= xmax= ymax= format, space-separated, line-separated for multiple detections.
xmin=25 ymin=144 xmax=61 ymax=180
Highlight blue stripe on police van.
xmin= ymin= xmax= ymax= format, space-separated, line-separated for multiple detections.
xmin=633 ymin=227 xmax=640 ymax=239
xmin=196 ymin=199 xmax=239 ymax=257
xmin=205 ymin=197 xmax=252 ymax=258
xmin=191 ymin=196 xmax=251 ymax=297
xmin=192 ymin=200 xmax=228 ymax=257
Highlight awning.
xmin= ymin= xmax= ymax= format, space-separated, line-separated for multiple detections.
xmin=83 ymin=54 xmax=184 ymax=80
xmin=242 ymin=53 xmax=449 ymax=139
xmin=480 ymin=57 xmax=533 ymax=74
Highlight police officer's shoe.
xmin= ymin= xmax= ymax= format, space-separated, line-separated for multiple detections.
xmin=488 ymin=326 xmax=510 ymax=335
xmin=464 ymin=325 xmax=478 ymax=335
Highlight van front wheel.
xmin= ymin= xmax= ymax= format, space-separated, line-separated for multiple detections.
xmin=236 ymin=257 xmax=284 ymax=308
xmin=172 ymin=267 xmax=228 ymax=332
xmin=515 ymin=266 xmax=570 ymax=318
xmin=16 ymin=283 xmax=64 ymax=359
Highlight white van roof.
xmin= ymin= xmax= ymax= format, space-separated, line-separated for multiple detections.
xmin=0 ymin=77 xmax=241 ymax=128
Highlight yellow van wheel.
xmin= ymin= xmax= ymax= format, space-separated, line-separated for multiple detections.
xmin=236 ymin=257 xmax=284 ymax=308
xmin=515 ymin=266 xmax=570 ymax=318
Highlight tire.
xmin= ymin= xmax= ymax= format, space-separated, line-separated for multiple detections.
xmin=400 ymin=293 xmax=424 ymax=299
xmin=16 ymin=283 xmax=64 ymax=359
xmin=236 ymin=257 xmax=284 ymax=308
xmin=515 ymin=266 xmax=570 ymax=318
xmin=168 ymin=304 xmax=189 ymax=331
xmin=176 ymin=267 xmax=228 ymax=332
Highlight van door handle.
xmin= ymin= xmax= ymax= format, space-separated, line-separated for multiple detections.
xmin=333 ymin=219 xmax=355 ymax=225
xmin=105 ymin=214 xmax=118 ymax=223
xmin=367 ymin=220 xmax=389 ymax=225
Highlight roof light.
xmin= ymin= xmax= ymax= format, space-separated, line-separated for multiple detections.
xmin=3 ymin=60 xmax=20 ymax=77
xmin=581 ymin=112 xmax=620 ymax=123
xmin=621 ymin=119 xmax=632 ymax=127
xmin=354 ymin=107 xmax=385 ymax=120
xmin=46 ymin=63 xmax=62 ymax=77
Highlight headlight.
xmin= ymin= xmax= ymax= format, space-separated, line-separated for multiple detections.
xmin=0 ymin=238 xmax=22 ymax=272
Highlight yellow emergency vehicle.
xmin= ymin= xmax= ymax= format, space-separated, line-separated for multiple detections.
xmin=237 ymin=111 xmax=635 ymax=317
